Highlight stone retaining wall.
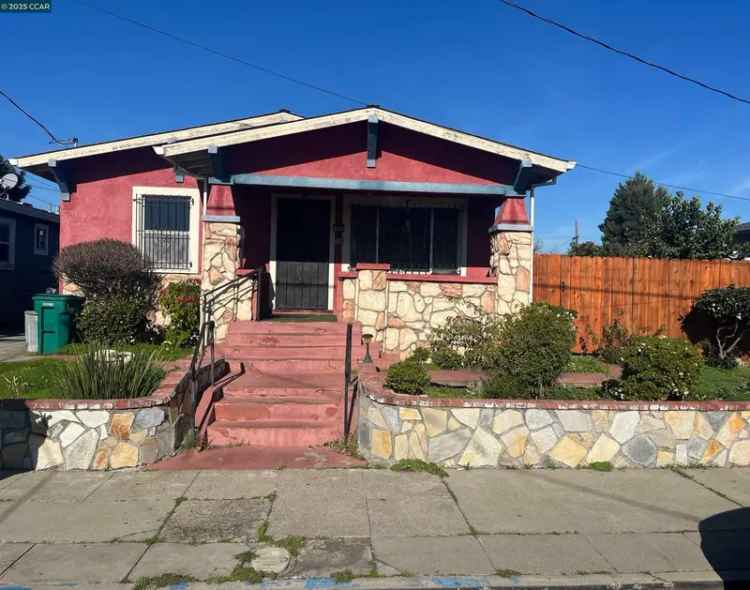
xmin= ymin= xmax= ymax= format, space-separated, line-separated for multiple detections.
xmin=0 ymin=360 xmax=227 ymax=471
xmin=357 ymin=376 xmax=750 ymax=469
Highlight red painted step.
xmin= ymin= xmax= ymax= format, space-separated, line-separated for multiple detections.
xmin=214 ymin=398 xmax=340 ymax=422
xmin=207 ymin=420 xmax=341 ymax=448
xmin=219 ymin=346 xmax=355 ymax=360
xmin=223 ymin=333 xmax=363 ymax=348
xmin=228 ymin=321 xmax=361 ymax=335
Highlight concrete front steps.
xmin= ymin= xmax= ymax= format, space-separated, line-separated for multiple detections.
xmin=208 ymin=320 xmax=362 ymax=448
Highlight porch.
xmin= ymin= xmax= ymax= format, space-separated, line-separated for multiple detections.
xmin=201 ymin=185 xmax=533 ymax=356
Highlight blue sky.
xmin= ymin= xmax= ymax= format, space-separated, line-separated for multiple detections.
xmin=3 ymin=0 xmax=750 ymax=251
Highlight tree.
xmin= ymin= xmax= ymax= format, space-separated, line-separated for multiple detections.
xmin=643 ymin=194 xmax=743 ymax=259
xmin=599 ymin=172 xmax=670 ymax=256
xmin=597 ymin=172 xmax=743 ymax=259
xmin=567 ymin=239 xmax=604 ymax=256
xmin=689 ymin=286 xmax=750 ymax=365
xmin=0 ymin=153 xmax=31 ymax=202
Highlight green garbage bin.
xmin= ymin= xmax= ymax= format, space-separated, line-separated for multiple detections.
xmin=33 ymin=294 xmax=84 ymax=355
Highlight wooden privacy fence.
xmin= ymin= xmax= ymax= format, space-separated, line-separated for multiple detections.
xmin=532 ymin=254 xmax=750 ymax=352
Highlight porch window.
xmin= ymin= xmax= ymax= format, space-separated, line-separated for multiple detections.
xmin=350 ymin=205 xmax=459 ymax=273
xmin=132 ymin=187 xmax=199 ymax=273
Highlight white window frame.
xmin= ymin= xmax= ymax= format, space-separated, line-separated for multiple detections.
xmin=0 ymin=217 xmax=16 ymax=270
xmin=131 ymin=186 xmax=200 ymax=274
xmin=33 ymin=223 xmax=49 ymax=256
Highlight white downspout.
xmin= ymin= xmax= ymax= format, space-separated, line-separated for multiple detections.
xmin=527 ymin=177 xmax=557 ymax=303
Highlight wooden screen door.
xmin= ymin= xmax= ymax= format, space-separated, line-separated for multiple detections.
xmin=275 ymin=197 xmax=331 ymax=310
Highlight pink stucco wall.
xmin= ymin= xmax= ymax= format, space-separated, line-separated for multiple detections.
xmin=57 ymin=120 xmax=520 ymax=306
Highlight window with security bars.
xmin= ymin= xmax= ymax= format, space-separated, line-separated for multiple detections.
xmin=350 ymin=205 xmax=460 ymax=274
xmin=134 ymin=194 xmax=193 ymax=271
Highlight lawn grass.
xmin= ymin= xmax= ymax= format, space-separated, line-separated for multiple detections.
xmin=694 ymin=364 xmax=750 ymax=401
xmin=0 ymin=359 xmax=68 ymax=399
xmin=58 ymin=342 xmax=192 ymax=361
xmin=565 ymin=355 xmax=608 ymax=374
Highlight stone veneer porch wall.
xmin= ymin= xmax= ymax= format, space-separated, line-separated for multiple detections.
xmin=0 ymin=360 xmax=227 ymax=471
xmin=357 ymin=377 xmax=750 ymax=469
xmin=341 ymin=268 xmax=497 ymax=357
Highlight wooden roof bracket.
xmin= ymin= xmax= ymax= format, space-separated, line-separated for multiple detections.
xmin=366 ymin=114 xmax=379 ymax=168
xmin=47 ymin=159 xmax=71 ymax=202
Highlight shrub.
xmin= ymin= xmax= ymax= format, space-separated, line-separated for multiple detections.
xmin=159 ymin=280 xmax=201 ymax=348
xmin=54 ymin=239 xmax=159 ymax=299
xmin=429 ymin=306 xmax=503 ymax=369
xmin=77 ymin=293 xmax=153 ymax=345
xmin=55 ymin=240 xmax=160 ymax=345
xmin=384 ymin=360 xmax=430 ymax=395
xmin=601 ymin=336 xmax=703 ymax=401
xmin=688 ymin=286 xmax=750 ymax=366
xmin=54 ymin=344 xmax=165 ymax=399
xmin=491 ymin=303 xmax=576 ymax=396
xmin=410 ymin=346 xmax=430 ymax=365
xmin=597 ymin=319 xmax=633 ymax=364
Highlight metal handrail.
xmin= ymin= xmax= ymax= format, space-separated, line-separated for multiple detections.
xmin=343 ymin=323 xmax=353 ymax=438
xmin=188 ymin=269 xmax=259 ymax=414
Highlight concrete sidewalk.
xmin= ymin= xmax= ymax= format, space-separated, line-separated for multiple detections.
xmin=0 ymin=467 xmax=749 ymax=589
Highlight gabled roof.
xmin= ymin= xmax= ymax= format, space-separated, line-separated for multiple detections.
xmin=10 ymin=110 xmax=302 ymax=175
xmin=157 ymin=106 xmax=576 ymax=174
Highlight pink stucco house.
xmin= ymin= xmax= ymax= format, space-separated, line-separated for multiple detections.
xmin=12 ymin=106 xmax=574 ymax=351
xmin=12 ymin=106 xmax=575 ymax=450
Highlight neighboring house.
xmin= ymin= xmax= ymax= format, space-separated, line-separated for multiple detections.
xmin=11 ymin=107 xmax=575 ymax=353
xmin=0 ymin=199 xmax=59 ymax=330
xmin=736 ymin=222 xmax=750 ymax=245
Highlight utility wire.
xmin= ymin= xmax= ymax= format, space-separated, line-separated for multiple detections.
xmin=73 ymin=1 xmax=369 ymax=107
xmin=497 ymin=0 xmax=750 ymax=106
xmin=577 ymin=163 xmax=750 ymax=204
xmin=0 ymin=89 xmax=77 ymax=145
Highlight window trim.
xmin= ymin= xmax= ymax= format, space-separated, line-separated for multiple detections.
xmin=131 ymin=186 xmax=200 ymax=274
xmin=343 ymin=195 xmax=467 ymax=276
xmin=0 ymin=217 xmax=16 ymax=271
xmin=33 ymin=223 xmax=49 ymax=256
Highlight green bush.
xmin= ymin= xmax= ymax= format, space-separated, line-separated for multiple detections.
xmin=410 ymin=346 xmax=430 ymax=365
xmin=597 ymin=319 xmax=633 ymax=364
xmin=159 ymin=280 xmax=201 ymax=348
xmin=429 ymin=306 xmax=503 ymax=369
xmin=53 ymin=344 xmax=165 ymax=399
xmin=601 ymin=336 xmax=703 ymax=401
xmin=77 ymin=293 xmax=153 ymax=345
xmin=384 ymin=360 xmax=430 ymax=395
xmin=491 ymin=303 xmax=576 ymax=396
xmin=689 ymin=286 xmax=750 ymax=366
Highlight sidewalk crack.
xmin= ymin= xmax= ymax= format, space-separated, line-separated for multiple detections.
xmin=672 ymin=467 xmax=744 ymax=507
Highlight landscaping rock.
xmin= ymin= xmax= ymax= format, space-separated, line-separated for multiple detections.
xmin=429 ymin=429 xmax=471 ymax=463
xmin=459 ymin=427 xmax=503 ymax=467
xmin=110 ymin=442 xmax=139 ymax=469
xmin=133 ymin=407 xmax=165 ymax=431
xmin=525 ymin=409 xmax=554 ymax=430
xmin=610 ymin=411 xmax=639 ymax=443
xmin=28 ymin=434 xmax=64 ymax=470
xmin=76 ymin=411 xmax=109 ymax=429
xmin=64 ymin=429 xmax=99 ymax=470
xmin=623 ymin=435 xmax=657 ymax=467
xmin=556 ymin=411 xmax=592 ymax=432
xmin=110 ymin=413 xmax=134 ymax=440
xmin=549 ymin=436 xmax=587 ymax=467
xmin=587 ymin=434 xmax=620 ymax=464
xmin=492 ymin=409 xmax=523 ymax=434
xmin=59 ymin=423 xmax=85 ymax=448
xmin=531 ymin=426 xmax=558 ymax=454
xmin=452 ymin=408 xmax=480 ymax=429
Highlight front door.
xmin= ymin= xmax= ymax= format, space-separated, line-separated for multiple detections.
xmin=275 ymin=197 xmax=331 ymax=310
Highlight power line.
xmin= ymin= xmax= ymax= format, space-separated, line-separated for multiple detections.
xmin=576 ymin=163 xmax=750 ymax=204
xmin=73 ymin=1 xmax=369 ymax=107
xmin=497 ymin=0 xmax=750 ymax=107
xmin=0 ymin=89 xmax=77 ymax=145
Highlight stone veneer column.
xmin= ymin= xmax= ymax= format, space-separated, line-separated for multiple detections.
xmin=201 ymin=221 xmax=242 ymax=341
xmin=489 ymin=198 xmax=533 ymax=315
xmin=353 ymin=264 xmax=389 ymax=341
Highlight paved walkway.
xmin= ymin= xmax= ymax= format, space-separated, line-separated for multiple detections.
xmin=0 ymin=467 xmax=749 ymax=589
xmin=0 ymin=334 xmax=32 ymax=363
